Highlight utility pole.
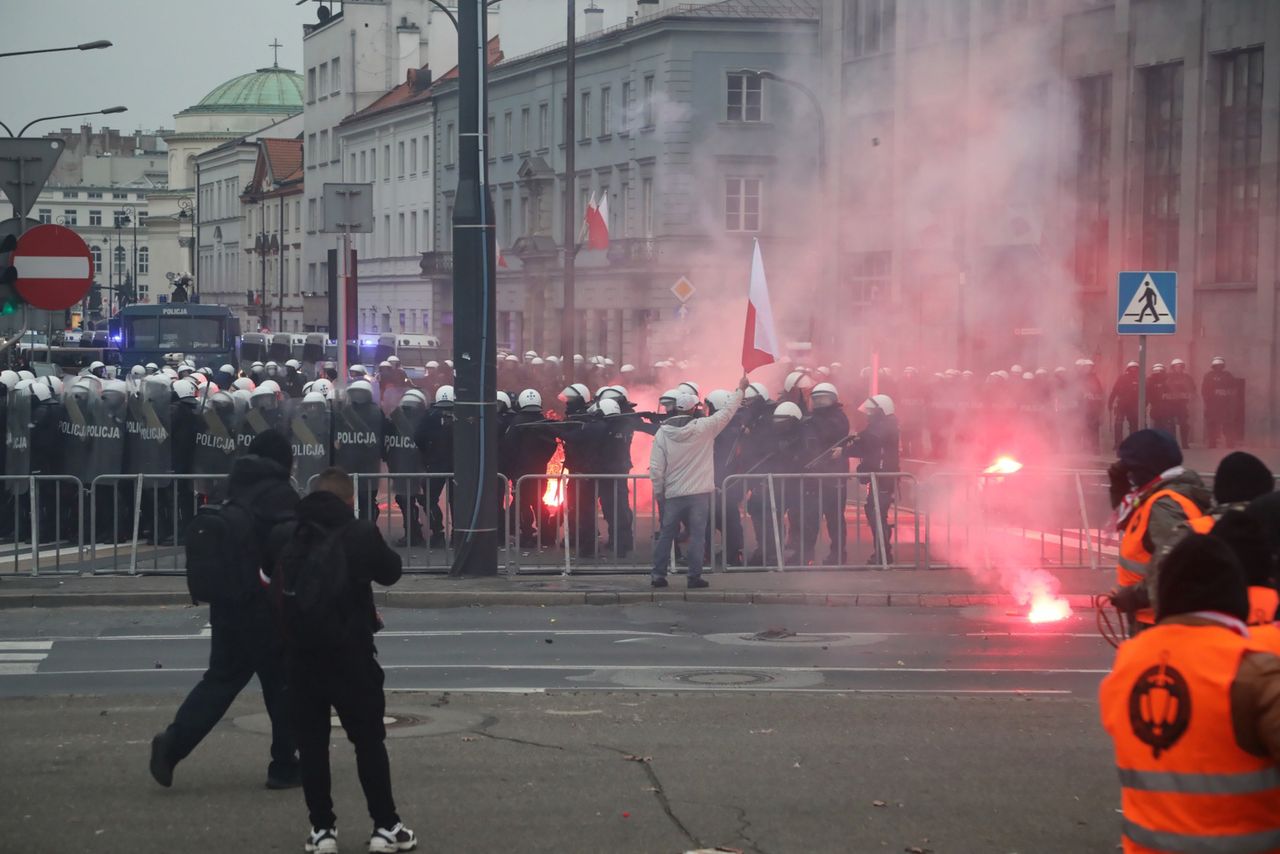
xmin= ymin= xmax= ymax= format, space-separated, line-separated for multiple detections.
xmin=559 ymin=0 xmax=576 ymax=380
xmin=449 ymin=0 xmax=499 ymax=577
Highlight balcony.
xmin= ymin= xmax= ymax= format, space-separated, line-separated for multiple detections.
xmin=419 ymin=251 xmax=453 ymax=277
xmin=606 ymin=238 xmax=660 ymax=267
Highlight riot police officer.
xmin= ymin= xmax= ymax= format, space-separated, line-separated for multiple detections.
xmin=1109 ymin=361 xmax=1140 ymax=447
xmin=800 ymin=382 xmax=851 ymax=565
xmin=843 ymin=394 xmax=900 ymax=566
xmin=413 ymin=386 xmax=455 ymax=548
xmin=1202 ymin=356 xmax=1241 ymax=448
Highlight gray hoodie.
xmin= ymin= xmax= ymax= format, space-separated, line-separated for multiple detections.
xmin=649 ymin=391 xmax=743 ymax=500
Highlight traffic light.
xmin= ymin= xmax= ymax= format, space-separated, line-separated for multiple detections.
xmin=88 ymin=282 xmax=103 ymax=314
xmin=0 ymin=234 xmax=21 ymax=315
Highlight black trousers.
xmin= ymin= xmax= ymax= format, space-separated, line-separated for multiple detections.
xmin=566 ymin=478 xmax=598 ymax=557
xmin=391 ymin=475 xmax=424 ymax=541
xmin=801 ymin=478 xmax=848 ymax=562
xmin=162 ymin=597 xmax=296 ymax=776
xmin=596 ymin=478 xmax=633 ymax=555
xmin=290 ymin=650 xmax=399 ymax=831
xmin=424 ymin=476 xmax=452 ymax=540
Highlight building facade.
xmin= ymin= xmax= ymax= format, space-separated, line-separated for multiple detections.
xmin=240 ymin=137 xmax=307 ymax=333
xmin=823 ymin=0 xmax=1280 ymax=439
xmin=424 ymin=0 xmax=821 ymax=363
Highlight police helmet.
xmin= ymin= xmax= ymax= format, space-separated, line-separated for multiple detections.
xmin=705 ymin=389 xmax=731 ymax=414
xmin=859 ymin=394 xmax=896 ymax=417
xmin=28 ymin=381 xmax=52 ymax=403
xmin=303 ymin=391 xmax=328 ymax=406
xmin=401 ymin=389 xmax=428 ymax=408
xmin=675 ymin=391 xmax=700 ymax=413
xmin=435 ymin=385 xmax=455 ymax=405
xmin=172 ymin=379 xmax=198 ymax=400
xmin=426 ymin=360 xmax=440 ymax=369
xmin=773 ymin=401 xmax=803 ymax=421
xmin=658 ymin=388 xmax=679 ymax=409
xmin=745 ymin=381 xmax=769 ymax=401
xmin=597 ymin=398 xmax=621 ymax=417
xmin=518 ymin=389 xmax=542 ymax=411
xmin=232 ymin=377 xmax=256 ymax=392
xmin=349 ymin=364 xmax=368 ymax=377
xmin=497 ymin=390 xmax=512 ymax=411
xmin=311 ymin=378 xmax=335 ymax=399
xmin=783 ymin=370 xmax=815 ymax=393
xmin=811 ymin=382 xmax=839 ymax=408
xmin=285 ymin=359 xmax=301 ymax=370
xmin=1152 ymin=363 xmax=1166 ymax=373
xmin=620 ymin=363 xmax=635 ymax=374
xmin=530 ymin=357 xmax=545 ymax=366
xmin=0 ymin=370 xmax=18 ymax=389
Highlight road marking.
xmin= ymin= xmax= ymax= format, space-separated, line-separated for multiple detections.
xmin=0 ymin=640 xmax=52 ymax=674
xmin=391 ymin=686 xmax=1073 ymax=696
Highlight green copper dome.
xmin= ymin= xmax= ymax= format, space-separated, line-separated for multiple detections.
xmin=183 ymin=66 xmax=304 ymax=115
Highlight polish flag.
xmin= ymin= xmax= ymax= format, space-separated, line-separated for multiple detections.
xmin=742 ymin=238 xmax=779 ymax=374
xmin=578 ymin=192 xmax=595 ymax=244
xmin=497 ymin=247 xmax=509 ymax=269
xmin=586 ymin=193 xmax=610 ymax=250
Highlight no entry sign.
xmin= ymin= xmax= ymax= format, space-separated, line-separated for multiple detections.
xmin=12 ymin=223 xmax=95 ymax=311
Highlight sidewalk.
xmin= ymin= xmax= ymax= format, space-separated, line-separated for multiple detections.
xmin=0 ymin=565 xmax=1110 ymax=611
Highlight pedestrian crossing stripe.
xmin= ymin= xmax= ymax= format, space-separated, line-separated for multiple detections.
xmin=0 ymin=640 xmax=52 ymax=675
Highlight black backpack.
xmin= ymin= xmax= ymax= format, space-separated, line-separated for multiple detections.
xmin=271 ymin=519 xmax=352 ymax=650
xmin=184 ymin=482 xmax=276 ymax=605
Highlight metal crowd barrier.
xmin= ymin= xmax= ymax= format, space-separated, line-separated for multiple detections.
xmin=90 ymin=474 xmax=220 ymax=575
xmin=917 ymin=468 xmax=1115 ymax=572
xmin=0 ymin=475 xmax=86 ymax=575
xmin=348 ymin=472 xmax=510 ymax=574
xmin=510 ymin=474 xmax=657 ymax=575
xmin=718 ymin=472 xmax=921 ymax=572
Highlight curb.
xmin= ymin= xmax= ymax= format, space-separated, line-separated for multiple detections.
xmin=0 ymin=590 xmax=1100 ymax=611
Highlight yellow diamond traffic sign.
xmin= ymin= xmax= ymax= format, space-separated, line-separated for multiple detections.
xmin=671 ymin=276 xmax=696 ymax=303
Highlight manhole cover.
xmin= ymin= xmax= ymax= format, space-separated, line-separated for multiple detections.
xmin=235 ymin=706 xmax=485 ymax=739
xmin=330 ymin=713 xmax=420 ymax=729
xmin=745 ymin=632 xmax=846 ymax=644
xmin=664 ymin=670 xmax=777 ymax=686
xmin=704 ymin=631 xmax=883 ymax=649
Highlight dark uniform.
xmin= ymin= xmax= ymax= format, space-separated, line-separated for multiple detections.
xmin=412 ymin=403 xmax=454 ymax=548
xmin=843 ymin=410 xmax=900 ymax=565
xmin=1202 ymin=363 xmax=1241 ymax=448
xmin=799 ymin=403 xmax=851 ymax=565
xmin=1109 ymin=367 xmax=1140 ymax=448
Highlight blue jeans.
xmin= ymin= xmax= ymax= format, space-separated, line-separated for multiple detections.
xmin=652 ymin=492 xmax=710 ymax=581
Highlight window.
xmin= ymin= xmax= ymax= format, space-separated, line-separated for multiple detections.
xmin=600 ymin=87 xmax=612 ymax=135
xmin=520 ymin=107 xmax=530 ymax=151
xmin=295 ymin=201 xmax=301 ymax=232
xmin=1074 ymin=74 xmax=1111 ymax=290
xmin=307 ymin=133 xmax=317 ymax=164
xmin=331 ymin=57 xmax=341 ymax=94
xmin=113 ymin=245 xmax=126 ymax=276
xmin=727 ymin=72 xmax=763 ymax=122
xmin=621 ymin=81 xmax=632 ymax=132
xmin=319 ymin=130 xmax=329 ymax=163
xmin=845 ymin=0 xmax=897 ymax=58
xmin=423 ymin=135 xmax=431 ymax=173
xmin=1216 ymin=48 xmax=1264 ymax=283
xmin=91 ymin=245 xmax=102 ymax=270
xmin=538 ymin=103 xmax=549 ymax=148
xmin=359 ymin=149 xmax=367 ymax=181
xmin=138 ymin=246 xmax=149 ymax=274
xmin=846 ymin=251 xmax=890 ymax=305
xmin=349 ymin=152 xmax=356 ymax=179
xmin=88 ymin=191 xmax=103 ymax=199
xmin=399 ymin=310 xmax=406 ymax=331
xmin=1141 ymin=62 xmax=1182 ymax=271
xmin=445 ymin=203 xmax=454 ymax=249
xmin=519 ymin=196 xmax=529 ymax=237
xmin=63 ymin=209 xmax=77 ymax=225
xmin=487 ymin=116 xmax=496 ymax=159
xmin=621 ymin=183 xmax=631 ymax=236
xmin=283 ymin=200 xmax=290 ymax=231
xmin=580 ymin=91 xmax=591 ymax=139
xmin=37 ymin=208 xmax=51 ymax=224
xmin=503 ymin=111 xmax=512 ymax=154
xmin=724 ymin=177 xmax=762 ymax=232
xmin=370 ymin=146 xmax=377 ymax=178
xmin=643 ymin=75 xmax=655 ymax=127
xmin=318 ymin=62 xmax=329 ymax=96
xmin=410 ymin=138 xmax=418 ymax=174
xmin=62 ymin=191 xmax=79 ymax=199
xmin=642 ymin=178 xmax=653 ymax=236
xmin=383 ymin=145 xmax=391 ymax=179
xmin=89 ymin=210 xmax=103 ymax=226
xmin=308 ymin=198 xmax=317 ymax=231
xmin=502 ymin=197 xmax=512 ymax=244
xmin=398 ymin=213 xmax=406 ymax=255
xmin=112 ymin=192 xmax=126 ymax=200
xmin=410 ymin=211 xmax=417 ymax=253
xmin=398 ymin=141 xmax=406 ymax=177
xmin=446 ymin=123 xmax=456 ymax=164
xmin=422 ymin=208 xmax=430 ymax=248
xmin=307 ymin=67 xmax=316 ymax=102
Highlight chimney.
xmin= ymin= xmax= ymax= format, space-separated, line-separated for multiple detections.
xmin=584 ymin=3 xmax=604 ymax=35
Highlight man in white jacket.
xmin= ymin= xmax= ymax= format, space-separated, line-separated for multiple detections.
xmin=649 ymin=375 xmax=750 ymax=588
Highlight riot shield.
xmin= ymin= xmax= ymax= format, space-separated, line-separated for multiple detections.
xmin=236 ymin=398 xmax=284 ymax=454
xmin=385 ymin=405 xmax=425 ymax=474
xmin=58 ymin=379 xmax=99 ymax=490
xmin=289 ymin=402 xmax=331 ymax=492
xmin=194 ymin=392 xmax=240 ymax=497
xmin=127 ymin=377 xmax=173 ymax=485
xmin=332 ymin=399 xmax=383 ymax=475
xmin=91 ymin=384 xmax=128 ymax=483
xmin=5 ymin=387 xmax=31 ymax=494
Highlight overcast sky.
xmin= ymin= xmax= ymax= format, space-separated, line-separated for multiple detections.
xmin=6 ymin=0 xmax=312 ymax=135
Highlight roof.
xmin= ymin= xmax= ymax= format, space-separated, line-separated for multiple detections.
xmin=182 ymin=66 xmax=305 ymax=116
xmin=341 ymin=37 xmax=504 ymax=127
xmin=262 ymin=138 xmax=303 ymax=184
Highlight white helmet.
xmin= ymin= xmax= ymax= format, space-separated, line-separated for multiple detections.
xmin=518 ymin=389 xmax=542 ymax=411
xmin=0 ymin=370 xmax=18 ymax=389
xmin=859 ymin=394 xmax=895 ymax=417
xmin=28 ymin=381 xmax=52 ymax=403
xmin=1170 ymin=358 xmax=1185 ymax=367
xmin=524 ymin=350 xmax=538 ymax=361
xmin=285 ymin=359 xmax=301 ymax=370
xmin=349 ymin=364 xmax=368 ymax=377
xmin=530 ymin=357 xmax=545 ymax=366
xmin=620 ymin=363 xmax=635 ymax=374
xmin=658 ymin=388 xmax=679 ymax=406
xmin=257 ymin=379 xmax=282 ymax=397
xmin=426 ymin=360 xmax=440 ymax=369
xmin=503 ymin=354 xmax=519 ymax=363
xmin=311 ymin=378 xmax=335 ymax=399
xmin=129 ymin=364 xmax=146 ymax=379
xmin=783 ymin=370 xmax=815 ymax=392
xmin=705 ymin=389 xmax=731 ymax=413
xmin=677 ymin=380 xmax=700 ymax=397
xmin=346 ymin=379 xmax=374 ymax=401
xmin=191 ymin=373 xmax=207 ymax=387
xmin=444 ymin=359 xmax=454 ymax=368
xmin=597 ymin=398 xmax=621 ymax=417
xmin=1152 ymin=363 xmax=1166 ymax=373
xmin=162 ymin=367 xmax=179 ymax=380
xmin=601 ymin=385 xmax=628 ymax=402
xmin=172 ymin=379 xmax=198 ymax=400
xmin=811 ymin=382 xmax=839 ymax=407
xmin=745 ymin=381 xmax=769 ymax=401
xmin=401 ymin=389 xmax=428 ymax=408
xmin=674 ymin=391 xmax=700 ymax=413
xmin=42 ymin=375 xmax=64 ymax=398
xmin=435 ymin=385 xmax=455 ymax=404
xmin=497 ymin=390 xmax=512 ymax=410
xmin=1010 ymin=364 xmax=1024 ymax=375
xmin=88 ymin=360 xmax=105 ymax=373
xmin=1211 ymin=356 xmax=1226 ymax=367
xmin=219 ymin=363 xmax=235 ymax=375
xmin=231 ymin=376 xmax=255 ymax=393
xmin=773 ymin=401 xmax=803 ymax=421
xmin=378 ymin=360 xmax=392 ymax=369
xmin=231 ymin=389 xmax=253 ymax=408
xmin=387 ymin=355 xmax=401 ymax=366
xmin=303 ymin=391 xmax=328 ymax=406
xmin=145 ymin=362 xmax=159 ymax=374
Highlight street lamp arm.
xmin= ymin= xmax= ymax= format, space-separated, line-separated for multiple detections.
xmin=425 ymin=0 xmax=458 ymax=27
xmin=0 ymin=40 xmax=112 ymax=59
xmin=18 ymin=106 xmax=126 ymax=138
xmin=0 ymin=121 xmax=12 ymax=138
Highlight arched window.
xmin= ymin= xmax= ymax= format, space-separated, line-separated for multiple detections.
xmin=91 ymin=245 xmax=103 ymax=271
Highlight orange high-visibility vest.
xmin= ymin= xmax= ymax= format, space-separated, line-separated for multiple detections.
xmin=1181 ymin=516 xmax=1279 ymax=626
xmin=1118 ymin=490 xmax=1204 ymax=625
xmin=1100 ymin=622 xmax=1280 ymax=853
xmin=1252 ymin=623 xmax=1280 ymax=655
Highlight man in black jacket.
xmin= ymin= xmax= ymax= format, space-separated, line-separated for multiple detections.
xmin=268 ymin=467 xmax=416 ymax=854
xmin=149 ymin=429 xmax=300 ymax=790
xmin=843 ymin=394 xmax=901 ymax=566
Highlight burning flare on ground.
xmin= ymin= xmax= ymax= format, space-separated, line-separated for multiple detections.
xmin=542 ymin=442 xmax=567 ymax=508
xmin=983 ymin=455 xmax=1024 ymax=475
xmin=1015 ymin=569 xmax=1073 ymax=624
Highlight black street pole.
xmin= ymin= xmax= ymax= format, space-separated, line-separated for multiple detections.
xmin=450 ymin=0 xmax=498 ymax=576
xmin=278 ymin=201 xmax=285 ymax=332
xmin=559 ymin=0 xmax=576 ymax=381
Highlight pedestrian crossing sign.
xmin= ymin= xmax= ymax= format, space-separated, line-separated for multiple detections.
xmin=1117 ymin=271 xmax=1177 ymax=335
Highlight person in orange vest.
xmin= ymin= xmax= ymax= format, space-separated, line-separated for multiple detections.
xmin=1100 ymin=534 xmax=1280 ymax=853
xmin=1203 ymin=512 xmax=1280 ymax=628
xmin=1153 ymin=452 xmax=1275 ymax=617
xmin=1108 ymin=430 xmax=1210 ymax=632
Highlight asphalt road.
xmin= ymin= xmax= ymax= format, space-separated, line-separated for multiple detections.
xmin=0 ymin=603 xmax=1121 ymax=853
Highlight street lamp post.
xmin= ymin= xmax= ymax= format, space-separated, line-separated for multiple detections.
xmin=1 ymin=106 xmax=127 ymax=139
xmin=0 ymin=40 xmax=112 ymax=60
xmin=253 ymin=231 xmax=278 ymax=332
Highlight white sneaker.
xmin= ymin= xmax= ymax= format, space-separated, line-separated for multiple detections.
xmin=368 ymin=822 xmax=417 ymax=853
xmin=305 ymin=827 xmax=338 ymax=854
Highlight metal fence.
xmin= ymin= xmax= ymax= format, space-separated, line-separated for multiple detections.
xmin=0 ymin=475 xmax=86 ymax=575
xmin=510 ymin=474 xmax=658 ymax=575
